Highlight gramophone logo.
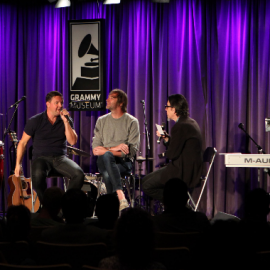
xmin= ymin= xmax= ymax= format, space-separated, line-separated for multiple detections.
xmin=72 ymin=34 xmax=100 ymax=90
xmin=69 ymin=20 xmax=105 ymax=111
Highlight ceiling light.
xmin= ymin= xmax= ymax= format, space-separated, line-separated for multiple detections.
xmin=55 ymin=0 xmax=71 ymax=8
xmin=103 ymin=0 xmax=121 ymax=4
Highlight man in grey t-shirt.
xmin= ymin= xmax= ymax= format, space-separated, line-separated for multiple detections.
xmin=92 ymin=89 xmax=140 ymax=211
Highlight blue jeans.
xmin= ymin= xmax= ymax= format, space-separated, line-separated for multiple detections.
xmin=97 ymin=151 xmax=132 ymax=194
xmin=32 ymin=155 xmax=85 ymax=203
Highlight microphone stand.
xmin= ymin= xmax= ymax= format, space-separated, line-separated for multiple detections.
xmin=141 ymin=101 xmax=150 ymax=174
xmin=238 ymin=123 xmax=268 ymax=187
xmin=1 ymin=104 xmax=20 ymax=218
xmin=138 ymin=101 xmax=150 ymax=209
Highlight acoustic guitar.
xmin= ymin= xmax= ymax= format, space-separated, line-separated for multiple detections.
xmin=7 ymin=131 xmax=40 ymax=213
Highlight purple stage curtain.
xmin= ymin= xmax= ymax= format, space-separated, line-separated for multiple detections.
xmin=1 ymin=0 xmax=270 ymax=218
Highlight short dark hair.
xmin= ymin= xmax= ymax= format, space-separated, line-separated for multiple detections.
xmin=115 ymin=208 xmax=155 ymax=267
xmin=109 ymin=89 xmax=128 ymax=113
xmin=43 ymin=187 xmax=64 ymax=216
xmin=61 ymin=189 xmax=88 ymax=223
xmin=46 ymin=91 xmax=63 ymax=103
xmin=163 ymin=178 xmax=189 ymax=210
xmin=168 ymin=94 xmax=189 ymax=117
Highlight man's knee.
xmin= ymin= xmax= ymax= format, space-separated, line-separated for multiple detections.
xmin=102 ymin=151 xmax=115 ymax=161
xmin=72 ymin=168 xmax=85 ymax=184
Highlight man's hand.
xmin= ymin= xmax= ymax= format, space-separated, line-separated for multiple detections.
xmin=93 ymin=146 xmax=108 ymax=156
xmin=14 ymin=164 xmax=21 ymax=177
xmin=60 ymin=108 xmax=69 ymax=123
xmin=111 ymin=144 xmax=129 ymax=155
xmin=156 ymin=130 xmax=169 ymax=142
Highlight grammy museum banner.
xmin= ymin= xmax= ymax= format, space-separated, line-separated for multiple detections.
xmin=68 ymin=19 xmax=105 ymax=111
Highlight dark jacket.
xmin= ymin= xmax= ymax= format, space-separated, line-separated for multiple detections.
xmin=161 ymin=116 xmax=203 ymax=188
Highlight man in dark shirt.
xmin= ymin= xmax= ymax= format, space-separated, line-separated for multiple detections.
xmin=142 ymin=94 xmax=203 ymax=201
xmin=15 ymin=91 xmax=84 ymax=203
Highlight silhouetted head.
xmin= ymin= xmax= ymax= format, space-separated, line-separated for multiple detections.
xmin=244 ymin=188 xmax=270 ymax=221
xmin=115 ymin=208 xmax=155 ymax=268
xmin=6 ymin=205 xmax=31 ymax=241
xmin=163 ymin=178 xmax=189 ymax=211
xmin=95 ymin=194 xmax=119 ymax=229
xmin=61 ymin=189 xmax=88 ymax=224
xmin=42 ymin=187 xmax=64 ymax=217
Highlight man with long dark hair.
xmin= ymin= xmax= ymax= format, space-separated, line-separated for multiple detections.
xmin=142 ymin=94 xmax=203 ymax=201
xmin=92 ymin=89 xmax=140 ymax=211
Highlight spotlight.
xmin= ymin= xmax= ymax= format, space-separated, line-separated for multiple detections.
xmin=103 ymin=0 xmax=121 ymax=4
xmin=55 ymin=0 xmax=71 ymax=8
xmin=48 ymin=0 xmax=71 ymax=8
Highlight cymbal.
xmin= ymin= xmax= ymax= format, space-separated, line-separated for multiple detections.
xmin=136 ymin=156 xmax=154 ymax=162
xmin=67 ymin=146 xmax=91 ymax=157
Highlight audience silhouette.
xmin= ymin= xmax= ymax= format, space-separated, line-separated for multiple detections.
xmin=152 ymin=178 xmax=210 ymax=233
xmin=99 ymin=207 xmax=166 ymax=270
xmin=31 ymin=187 xmax=64 ymax=226
xmin=93 ymin=194 xmax=119 ymax=230
xmin=5 ymin=205 xmax=31 ymax=242
xmin=41 ymin=188 xmax=108 ymax=244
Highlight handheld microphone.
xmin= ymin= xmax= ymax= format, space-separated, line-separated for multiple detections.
xmin=140 ymin=100 xmax=145 ymax=104
xmin=9 ymin=96 xmax=26 ymax=109
xmin=157 ymin=122 xmax=166 ymax=144
xmin=265 ymin=118 xmax=270 ymax=132
xmin=61 ymin=109 xmax=73 ymax=126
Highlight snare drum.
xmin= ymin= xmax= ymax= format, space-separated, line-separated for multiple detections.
xmin=0 ymin=141 xmax=4 ymax=186
xmin=84 ymin=173 xmax=107 ymax=195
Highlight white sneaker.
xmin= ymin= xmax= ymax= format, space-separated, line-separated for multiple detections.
xmin=119 ymin=199 xmax=129 ymax=211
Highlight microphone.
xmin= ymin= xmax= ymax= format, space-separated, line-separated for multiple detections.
xmin=265 ymin=118 xmax=270 ymax=132
xmin=61 ymin=109 xmax=73 ymax=126
xmin=157 ymin=122 xmax=166 ymax=144
xmin=9 ymin=96 xmax=26 ymax=109
xmin=238 ymin=123 xmax=244 ymax=130
xmin=140 ymin=100 xmax=145 ymax=104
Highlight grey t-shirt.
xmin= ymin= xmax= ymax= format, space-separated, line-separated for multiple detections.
xmin=92 ymin=113 xmax=140 ymax=161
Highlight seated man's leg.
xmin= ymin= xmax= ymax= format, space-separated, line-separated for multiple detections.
xmin=97 ymin=152 xmax=122 ymax=194
xmin=53 ymin=155 xmax=85 ymax=190
xmin=142 ymin=167 xmax=167 ymax=201
xmin=97 ymin=155 xmax=114 ymax=194
xmin=32 ymin=157 xmax=51 ymax=204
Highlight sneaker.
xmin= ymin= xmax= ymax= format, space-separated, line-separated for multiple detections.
xmin=119 ymin=199 xmax=129 ymax=211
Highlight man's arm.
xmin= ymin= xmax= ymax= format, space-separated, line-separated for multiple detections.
xmin=93 ymin=146 xmax=126 ymax=157
xmin=126 ymin=119 xmax=140 ymax=158
xmin=14 ymin=132 xmax=31 ymax=177
xmin=60 ymin=110 xmax=77 ymax=146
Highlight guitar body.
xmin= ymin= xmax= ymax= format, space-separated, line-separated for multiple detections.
xmin=8 ymin=174 xmax=40 ymax=213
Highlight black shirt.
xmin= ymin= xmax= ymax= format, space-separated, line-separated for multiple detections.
xmin=24 ymin=111 xmax=74 ymax=159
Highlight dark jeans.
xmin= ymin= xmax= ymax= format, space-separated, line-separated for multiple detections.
xmin=32 ymin=155 xmax=85 ymax=203
xmin=97 ymin=151 xmax=132 ymax=194
xmin=142 ymin=167 xmax=167 ymax=201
